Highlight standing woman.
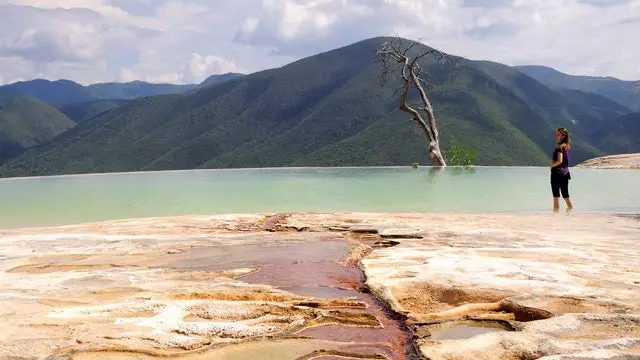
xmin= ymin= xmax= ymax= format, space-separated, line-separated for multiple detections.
xmin=550 ymin=127 xmax=573 ymax=211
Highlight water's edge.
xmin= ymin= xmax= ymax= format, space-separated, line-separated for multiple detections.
xmin=2 ymin=166 xmax=639 ymax=229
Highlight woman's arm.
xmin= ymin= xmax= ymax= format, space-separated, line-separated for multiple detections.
xmin=550 ymin=151 xmax=563 ymax=168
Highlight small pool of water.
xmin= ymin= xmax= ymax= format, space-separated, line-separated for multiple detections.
xmin=0 ymin=166 xmax=638 ymax=229
xmin=165 ymin=238 xmax=348 ymax=273
xmin=429 ymin=325 xmax=508 ymax=340
xmin=66 ymin=232 xmax=417 ymax=360
xmin=70 ymin=339 xmax=364 ymax=360
xmin=278 ymin=286 xmax=355 ymax=299
xmin=233 ymin=235 xmax=418 ymax=360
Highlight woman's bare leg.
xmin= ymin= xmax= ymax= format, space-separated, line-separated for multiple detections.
xmin=564 ymin=197 xmax=573 ymax=209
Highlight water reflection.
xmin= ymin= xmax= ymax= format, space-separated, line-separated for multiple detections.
xmin=427 ymin=167 xmax=444 ymax=178
xmin=425 ymin=166 xmax=476 ymax=183
xmin=0 ymin=167 xmax=638 ymax=229
xmin=450 ymin=166 xmax=477 ymax=175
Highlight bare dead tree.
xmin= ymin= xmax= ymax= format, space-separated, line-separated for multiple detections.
xmin=376 ymin=37 xmax=460 ymax=167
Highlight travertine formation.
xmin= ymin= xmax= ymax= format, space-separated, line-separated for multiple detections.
xmin=1 ymin=212 xmax=639 ymax=359
xmin=577 ymin=153 xmax=640 ymax=169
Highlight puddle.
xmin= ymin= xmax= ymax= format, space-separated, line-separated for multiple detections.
xmin=279 ymin=286 xmax=355 ymax=299
xmin=296 ymin=291 xmax=414 ymax=357
xmin=166 ymin=236 xmax=349 ymax=273
xmin=60 ymin=232 xmax=419 ymax=360
xmin=313 ymin=357 xmax=378 ymax=360
xmin=61 ymin=275 xmax=118 ymax=288
xmin=429 ymin=325 xmax=507 ymax=340
xmin=236 ymin=235 xmax=419 ymax=360
xmin=240 ymin=258 xmax=362 ymax=289
xmin=419 ymin=320 xmax=514 ymax=341
xmin=70 ymin=339 xmax=382 ymax=360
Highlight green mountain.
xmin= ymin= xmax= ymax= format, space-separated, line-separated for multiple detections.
xmin=0 ymin=37 xmax=635 ymax=178
xmin=592 ymin=112 xmax=640 ymax=154
xmin=0 ymin=95 xmax=75 ymax=164
xmin=515 ymin=65 xmax=640 ymax=112
xmin=56 ymin=99 xmax=130 ymax=123
xmin=200 ymin=73 xmax=244 ymax=88
xmin=85 ymin=81 xmax=195 ymax=100
xmin=0 ymin=79 xmax=95 ymax=105
xmin=0 ymin=74 xmax=244 ymax=105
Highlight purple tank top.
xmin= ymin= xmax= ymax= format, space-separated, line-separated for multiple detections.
xmin=552 ymin=146 xmax=570 ymax=175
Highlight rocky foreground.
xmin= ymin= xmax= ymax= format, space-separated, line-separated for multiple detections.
xmin=577 ymin=153 xmax=640 ymax=169
xmin=1 ymin=212 xmax=639 ymax=360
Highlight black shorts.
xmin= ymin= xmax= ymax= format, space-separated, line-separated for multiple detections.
xmin=550 ymin=172 xmax=570 ymax=198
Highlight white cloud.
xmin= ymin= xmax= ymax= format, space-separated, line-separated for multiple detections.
xmin=235 ymin=0 xmax=640 ymax=80
xmin=116 ymin=52 xmax=247 ymax=84
xmin=118 ymin=67 xmax=139 ymax=82
xmin=234 ymin=0 xmax=458 ymax=56
xmin=0 ymin=0 xmax=638 ymax=85
xmin=188 ymin=53 xmax=245 ymax=79
xmin=441 ymin=0 xmax=640 ymax=78
xmin=0 ymin=25 xmax=104 ymax=62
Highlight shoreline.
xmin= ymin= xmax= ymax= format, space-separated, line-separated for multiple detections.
xmin=577 ymin=153 xmax=640 ymax=169
xmin=3 ymin=209 xmax=640 ymax=232
xmin=1 ymin=164 xmax=631 ymax=182
xmin=1 ymin=212 xmax=639 ymax=359
xmin=3 ymin=166 xmax=638 ymax=230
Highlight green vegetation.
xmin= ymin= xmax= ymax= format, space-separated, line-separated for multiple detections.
xmin=86 ymin=81 xmax=194 ymax=100
xmin=593 ymin=112 xmax=640 ymax=154
xmin=0 ymin=37 xmax=637 ymax=178
xmin=199 ymin=73 xmax=244 ymax=88
xmin=0 ymin=95 xmax=75 ymax=164
xmin=0 ymin=79 xmax=95 ymax=105
xmin=0 ymin=74 xmax=245 ymax=159
xmin=0 ymin=74 xmax=244 ymax=105
xmin=516 ymin=65 xmax=640 ymax=112
xmin=444 ymin=136 xmax=477 ymax=167
xmin=56 ymin=99 xmax=129 ymax=123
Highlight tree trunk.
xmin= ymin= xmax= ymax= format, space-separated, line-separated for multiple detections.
xmin=398 ymin=68 xmax=447 ymax=167
xmin=410 ymin=67 xmax=446 ymax=167
xmin=427 ymin=140 xmax=446 ymax=166
xmin=376 ymin=38 xmax=455 ymax=167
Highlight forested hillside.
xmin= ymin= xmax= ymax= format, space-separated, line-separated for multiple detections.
xmin=516 ymin=65 xmax=640 ymax=112
xmin=1 ymin=37 xmax=635 ymax=178
xmin=0 ymin=96 xmax=75 ymax=164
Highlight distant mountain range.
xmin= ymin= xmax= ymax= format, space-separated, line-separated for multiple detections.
xmin=0 ymin=73 xmax=244 ymax=105
xmin=0 ymin=37 xmax=637 ymax=178
xmin=515 ymin=65 xmax=640 ymax=112
xmin=0 ymin=95 xmax=74 ymax=164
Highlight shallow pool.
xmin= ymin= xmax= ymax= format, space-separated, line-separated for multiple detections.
xmin=0 ymin=166 xmax=638 ymax=229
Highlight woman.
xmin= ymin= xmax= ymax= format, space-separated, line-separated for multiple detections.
xmin=550 ymin=127 xmax=573 ymax=211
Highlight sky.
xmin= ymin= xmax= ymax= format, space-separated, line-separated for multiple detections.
xmin=0 ymin=0 xmax=638 ymax=85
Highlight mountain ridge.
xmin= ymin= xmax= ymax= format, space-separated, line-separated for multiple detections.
xmin=515 ymin=65 xmax=640 ymax=112
xmin=0 ymin=73 xmax=244 ymax=105
xmin=0 ymin=37 xmax=637 ymax=178
xmin=0 ymin=95 xmax=76 ymax=164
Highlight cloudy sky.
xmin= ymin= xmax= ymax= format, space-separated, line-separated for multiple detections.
xmin=0 ymin=0 xmax=638 ymax=85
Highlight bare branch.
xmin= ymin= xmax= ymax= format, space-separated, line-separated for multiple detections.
xmin=375 ymin=35 xmax=462 ymax=167
xmin=402 ymin=42 xmax=421 ymax=56
xmin=409 ymin=49 xmax=437 ymax=69
xmin=391 ymin=84 xmax=405 ymax=98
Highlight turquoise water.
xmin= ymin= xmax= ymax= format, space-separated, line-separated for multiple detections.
xmin=0 ymin=166 xmax=638 ymax=229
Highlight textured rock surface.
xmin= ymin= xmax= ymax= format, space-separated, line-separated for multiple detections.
xmin=577 ymin=153 xmax=640 ymax=169
xmin=320 ymin=213 xmax=640 ymax=360
xmin=1 ymin=212 xmax=639 ymax=359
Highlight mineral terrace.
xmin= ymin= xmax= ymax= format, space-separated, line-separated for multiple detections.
xmin=1 ymin=212 xmax=639 ymax=360
xmin=577 ymin=153 xmax=640 ymax=169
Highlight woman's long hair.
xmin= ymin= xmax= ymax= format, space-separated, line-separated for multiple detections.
xmin=556 ymin=127 xmax=571 ymax=149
